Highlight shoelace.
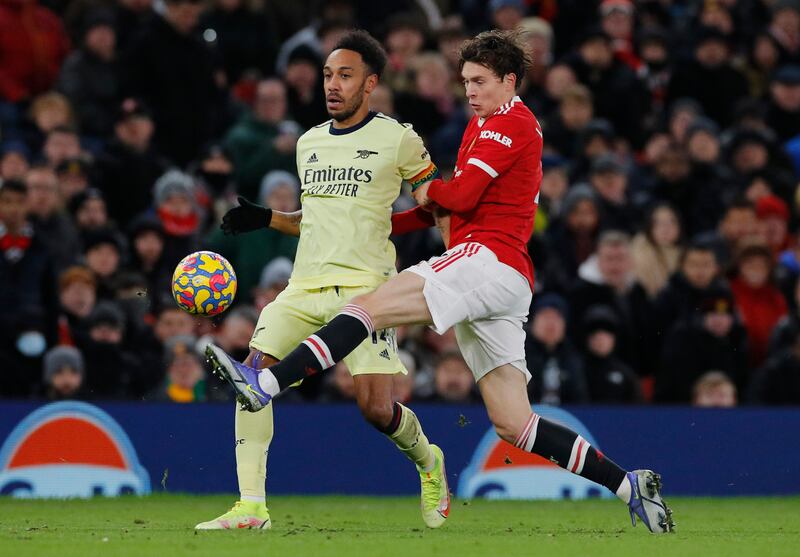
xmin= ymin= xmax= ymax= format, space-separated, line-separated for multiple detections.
xmin=421 ymin=467 xmax=442 ymax=510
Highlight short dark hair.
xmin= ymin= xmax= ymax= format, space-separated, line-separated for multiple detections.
xmin=332 ymin=29 xmax=388 ymax=78
xmin=0 ymin=179 xmax=26 ymax=196
xmin=458 ymin=30 xmax=532 ymax=88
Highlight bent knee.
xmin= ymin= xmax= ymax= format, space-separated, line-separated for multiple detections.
xmin=358 ymin=398 xmax=394 ymax=429
xmin=491 ymin=414 xmax=530 ymax=445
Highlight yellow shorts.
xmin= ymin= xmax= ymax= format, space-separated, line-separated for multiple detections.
xmin=249 ymin=284 xmax=405 ymax=376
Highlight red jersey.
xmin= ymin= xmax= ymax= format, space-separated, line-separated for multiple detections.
xmin=428 ymin=96 xmax=542 ymax=289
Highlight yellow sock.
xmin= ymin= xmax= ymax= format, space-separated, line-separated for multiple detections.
xmin=235 ymin=402 xmax=274 ymax=501
xmin=386 ymin=404 xmax=435 ymax=471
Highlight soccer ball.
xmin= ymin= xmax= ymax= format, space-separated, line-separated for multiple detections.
xmin=172 ymin=251 xmax=237 ymax=316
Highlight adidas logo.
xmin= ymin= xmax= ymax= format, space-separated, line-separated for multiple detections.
xmin=307 ymin=153 xmax=318 ymax=163
xmin=378 ymin=349 xmax=390 ymax=360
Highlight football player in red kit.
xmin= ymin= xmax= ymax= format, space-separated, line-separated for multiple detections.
xmin=208 ymin=30 xmax=674 ymax=534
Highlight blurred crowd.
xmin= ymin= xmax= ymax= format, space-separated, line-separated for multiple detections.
xmin=1 ymin=0 xmax=800 ymax=407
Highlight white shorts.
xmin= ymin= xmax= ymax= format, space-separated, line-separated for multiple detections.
xmin=405 ymin=242 xmax=533 ymax=382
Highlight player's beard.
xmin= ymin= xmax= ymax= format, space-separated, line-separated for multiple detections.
xmin=329 ymin=83 xmax=366 ymax=123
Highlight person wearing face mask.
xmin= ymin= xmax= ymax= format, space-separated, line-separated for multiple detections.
xmin=580 ymin=305 xmax=642 ymax=403
xmin=150 ymin=169 xmax=201 ymax=270
xmin=77 ymin=301 xmax=140 ymax=399
xmin=656 ymin=289 xmax=748 ymax=403
xmin=41 ymin=345 xmax=86 ymax=400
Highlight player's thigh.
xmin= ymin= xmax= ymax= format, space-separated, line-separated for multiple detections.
xmin=477 ymin=363 xmax=533 ymax=442
xmin=249 ymin=286 xmax=325 ymax=359
xmin=324 ymin=285 xmax=409 ymax=377
xmin=406 ymin=242 xmax=530 ymax=334
xmin=352 ymin=272 xmax=432 ymax=330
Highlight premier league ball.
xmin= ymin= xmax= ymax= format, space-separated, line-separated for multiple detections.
xmin=172 ymin=251 xmax=237 ymax=316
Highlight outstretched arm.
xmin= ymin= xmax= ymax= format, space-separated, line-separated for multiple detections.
xmin=221 ymin=196 xmax=302 ymax=237
xmin=269 ymin=210 xmax=302 ymax=237
xmin=391 ymin=206 xmax=450 ymax=247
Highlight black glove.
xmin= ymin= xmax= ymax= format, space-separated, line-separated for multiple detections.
xmin=221 ymin=196 xmax=272 ymax=235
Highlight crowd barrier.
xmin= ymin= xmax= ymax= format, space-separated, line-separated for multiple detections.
xmin=1 ymin=401 xmax=798 ymax=498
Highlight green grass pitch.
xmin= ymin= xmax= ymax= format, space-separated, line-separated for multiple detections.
xmin=0 ymin=495 xmax=798 ymax=557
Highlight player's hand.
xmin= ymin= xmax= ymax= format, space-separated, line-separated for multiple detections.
xmin=412 ymin=181 xmax=433 ymax=208
xmin=221 ymin=196 xmax=273 ymax=235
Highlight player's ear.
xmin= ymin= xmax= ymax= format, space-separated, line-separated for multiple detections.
xmin=504 ymin=73 xmax=517 ymax=89
xmin=364 ymin=74 xmax=379 ymax=94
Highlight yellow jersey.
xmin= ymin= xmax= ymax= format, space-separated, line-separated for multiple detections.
xmin=290 ymin=111 xmax=437 ymax=289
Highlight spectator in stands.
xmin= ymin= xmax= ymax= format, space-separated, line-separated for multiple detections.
xmin=525 ymin=293 xmax=589 ymax=405
xmin=588 ymin=154 xmax=637 ymax=233
xmin=69 ymin=189 xmax=110 ymax=248
xmin=685 ymin=117 xmax=727 ymax=199
xmin=768 ymin=1 xmax=800 ymax=64
xmin=78 ymin=301 xmax=139 ymax=398
xmin=152 ymin=169 xmax=201 ymax=269
xmin=581 ymin=304 xmax=642 ymax=403
xmin=544 ymin=184 xmax=601 ymax=283
xmin=206 ymin=306 xmax=257 ymax=364
xmin=56 ymin=156 xmax=92 ymax=201
xmin=668 ymin=26 xmax=749 ymax=126
xmin=713 ymin=199 xmax=761 ymax=267
xmin=198 ymin=0 xmax=278 ymax=84
xmin=0 ymin=141 xmax=30 ymax=180
xmin=730 ymin=242 xmax=788 ymax=368
xmin=542 ymin=84 xmax=594 ymax=159
xmin=770 ymin=275 xmax=800 ymax=353
xmin=692 ymin=371 xmax=737 ymax=407
xmin=631 ymin=203 xmax=682 ymax=299
xmin=96 ymin=98 xmax=168 ymax=224
xmin=57 ymin=9 xmax=119 ymax=138
xmin=567 ymin=28 xmax=648 ymax=145
xmin=749 ymin=327 xmax=800 ymax=405
xmin=600 ymin=0 xmax=637 ymax=70
xmin=283 ymin=45 xmax=327 ymax=131
xmin=765 ymin=65 xmax=800 ymax=143
xmin=0 ymin=0 xmax=70 ymax=103
xmin=152 ymin=335 xmax=226 ymax=402
xmin=208 ymin=170 xmax=298 ymax=300
xmin=56 ymin=265 xmax=97 ymax=346
xmin=223 ymin=79 xmax=298 ymax=200
xmin=0 ymin=180 xmax=57 ymax=360
xmin=490 ymin=0 xmax=525 ymax=31
xmin=253 ymin=257 xmax=292 ymax=312
xmin=517 ymin=17 xmax=554 ymax=114
xmin=654 ymin=237 xmax=725 ymax=338
xmin=121 ymin=0 xmax=226 ymax=166
xmin=26 ymin=92 xmax=75 ymax=153
xmin=426 ymin=351 xmax=478 ymax=403
xmin=656 ymin=289 xmax=748 ymax=403
xmin=756 ymin=195 xmax=792 ymax=256
xmin=42 ymin=126 xmax=82 ymax=169
xmin=82 ymin=229 xmax=124 ymax=300
xmin=24 ymin=165 xmax=81 ymax=272
xmin=394 ymin=52 xmax=457 ymax=139
xmin=42 ymin=345 xmax=85 ymax=400
xmin=382 ymin=12 xmax=427 ymax=93
xmin=126 ymin=215 xmax=170 ymax=311
xmin=638 ymin=28 xmax=671 ymax=115
xmin=568 ymin=231 xmax=652 ymax=373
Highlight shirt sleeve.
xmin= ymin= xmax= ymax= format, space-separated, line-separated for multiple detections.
xmin=391 ymin=206 xmax=436 ymax=235
xmin=397 ymin=125 xmax=439 ymax=191
xmin=427 ymin=114 xmax=538 ymax=213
